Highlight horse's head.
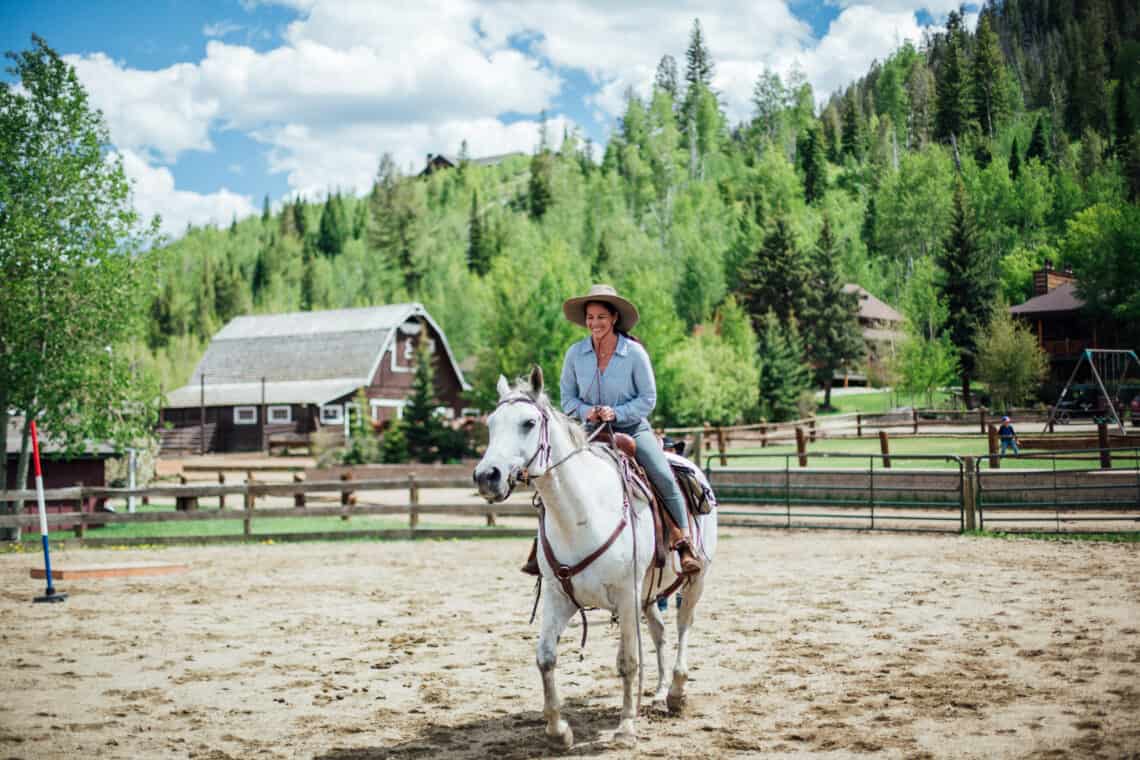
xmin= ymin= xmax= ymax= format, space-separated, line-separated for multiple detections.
xmin=473 ymin=366 xmax=550 ymax=503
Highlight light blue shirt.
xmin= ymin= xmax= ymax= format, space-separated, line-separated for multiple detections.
xmin=560 ymin=334 xmax=656 ymax=433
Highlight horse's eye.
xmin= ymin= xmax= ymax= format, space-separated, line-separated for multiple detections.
xmin=522 ymin=419 xmax=537 ymax=431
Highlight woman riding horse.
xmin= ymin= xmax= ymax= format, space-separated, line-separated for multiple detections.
xmin=520 ymin=284 xmax=702 ymax=576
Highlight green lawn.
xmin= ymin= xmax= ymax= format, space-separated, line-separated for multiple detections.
xmin=705 ymin=436 xmax=1140 ymax=471
xmin=817 ymin=389 xmax=957 ymax=415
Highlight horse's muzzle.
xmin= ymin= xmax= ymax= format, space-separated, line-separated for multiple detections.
xmin=473 ymin=465 xmax=510 ymax=503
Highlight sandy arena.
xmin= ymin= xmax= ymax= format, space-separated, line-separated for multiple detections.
xmin=1 ymin=530 xmax=1138 ymax=759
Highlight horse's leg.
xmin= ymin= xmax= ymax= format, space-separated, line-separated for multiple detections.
xmin=537 ymin=588 xmax=576 ymax=749
xmin=612 ymin=591 xmax=641 ymax=746
xmin=668 ymin=574 xmax=705 ymax=713
xmin=643 ymin=589 xmax=669 ymax=707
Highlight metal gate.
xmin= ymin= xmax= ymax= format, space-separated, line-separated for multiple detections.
xmin=974 ymin=448 xmax=1140 ymax=533
xmin=706 ymin=452 xmax=966 ymax=533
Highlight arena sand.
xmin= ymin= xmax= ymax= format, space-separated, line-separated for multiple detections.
xmin=1 ymin=531 xmax=1137 ymax=759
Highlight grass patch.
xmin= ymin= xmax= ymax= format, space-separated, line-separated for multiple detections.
xmin=967 ymin=529 xmax=1140 ymax=543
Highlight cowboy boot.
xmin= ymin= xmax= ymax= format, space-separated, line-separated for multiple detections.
xmin=521 ymin=538 xmax=540 ymax=576
xmin=667 ymin=523 xmax=702 ymax=575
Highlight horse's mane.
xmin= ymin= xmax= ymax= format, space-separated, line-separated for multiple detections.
xmin=507 ymin=377 xmax=588 ymax=449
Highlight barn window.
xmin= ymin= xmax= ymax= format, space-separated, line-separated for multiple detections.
xmin=268 ymin=405 xmax=292 ymax=424
xmin=234 ymin=406 xmax=257 ymax=425
xmin=320 ymin=404 xmax=344 ymax=425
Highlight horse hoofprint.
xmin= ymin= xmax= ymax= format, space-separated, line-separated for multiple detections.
xmin=473 ymin=366 xmax=718 ymax=748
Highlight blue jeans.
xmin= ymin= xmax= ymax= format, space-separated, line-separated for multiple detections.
xmin=1000 ymin=438 xmax=1019 ymax=456
xmin=631 ymin=428 xmax=688 ymax=532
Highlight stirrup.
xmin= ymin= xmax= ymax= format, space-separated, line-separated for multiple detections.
xmin=673 ymin=538 xmax=702 ymax=576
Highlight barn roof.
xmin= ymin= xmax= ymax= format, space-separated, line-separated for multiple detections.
xmin=164 ymin=303 xmax=470 ymax=409
xmin=843 ymin=284 xmax=904 ymax=324
xmin=1009 ymin=281 xmax=1084 ymax=315
xmin=5 ymin=418 xmax=117 ymax=457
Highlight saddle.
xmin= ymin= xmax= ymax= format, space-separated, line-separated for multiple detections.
xmin=591 ymin=437 xmax=707 ymax=587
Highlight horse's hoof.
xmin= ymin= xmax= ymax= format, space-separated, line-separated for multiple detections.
xmin=612 ymin=729 xmax=637 ymax=748
xmin=546 ymin=722 xmax=573 ymax=750
xmin=666 ymin=693 xmax=686 ymax=714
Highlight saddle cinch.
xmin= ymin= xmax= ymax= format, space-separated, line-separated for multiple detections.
xmin=591 ymin=430 xmax=711 ymax=578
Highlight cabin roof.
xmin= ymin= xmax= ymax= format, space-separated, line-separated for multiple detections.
xmin=842 ymin=284 xmax=904 ymax=323
xmin=164 ymin=303 xmax=470 ymax=409
xmin=1009 ymin=281 xmax=1084 ymax=315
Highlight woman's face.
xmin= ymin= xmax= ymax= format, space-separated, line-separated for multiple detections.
xmin=585 ymin=302 xmax=617 ymax=342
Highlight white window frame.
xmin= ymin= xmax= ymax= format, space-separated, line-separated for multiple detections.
xmin=267 ymin=405 xmax=292 ymax=424
xmin=320 ymin=404 xmax=344 ymax=425
xmin=234 ymin=406 xmax=258 ymax=425
xmin=433 ymin=405 xmax=455 ymax=420
xmin=370 ymin=399 xmax=408 ymax=421
xmin=460 ymin=407 xmax=481 ymax=418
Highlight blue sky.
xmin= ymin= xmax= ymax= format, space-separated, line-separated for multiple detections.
xmin=2 ymin=0 xmax=975 ymax=238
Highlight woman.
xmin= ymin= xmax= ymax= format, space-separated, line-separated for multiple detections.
xmin=521 ymin=284 xmax=701 ymax=576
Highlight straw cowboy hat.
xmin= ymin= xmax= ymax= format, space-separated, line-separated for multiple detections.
xmin=562 ymin=284 xmax=640 ymax=331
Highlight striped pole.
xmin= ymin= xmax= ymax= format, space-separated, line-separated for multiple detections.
xmin=30 ymin=421 xmax=67 ymax=603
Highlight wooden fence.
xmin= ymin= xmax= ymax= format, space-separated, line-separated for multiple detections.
xmin=0 ymin=475 xmax=534 ymax=545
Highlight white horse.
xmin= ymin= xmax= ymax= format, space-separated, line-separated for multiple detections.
xmin=473 ymin=367 xmax=717 ymax=748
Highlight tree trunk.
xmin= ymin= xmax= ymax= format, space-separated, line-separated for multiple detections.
xmin=962 ymin=373 xmax=972 ymax=411
xmin=0 ymin=396 xmax=13 ymax=542
xmin=823 ymin=379 xmax=833 ymax=410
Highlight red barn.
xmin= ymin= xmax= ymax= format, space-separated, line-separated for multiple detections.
xmin=160 ymin=303 xmax=472 ymax=454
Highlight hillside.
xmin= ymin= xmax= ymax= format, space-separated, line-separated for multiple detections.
xmin=139 ymin=0 xmax=1140 ymax=423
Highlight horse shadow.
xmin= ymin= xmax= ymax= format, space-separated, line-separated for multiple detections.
xmin=314 ymin=698 xmax=632 ymax=759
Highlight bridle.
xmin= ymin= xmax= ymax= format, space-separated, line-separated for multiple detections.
xmin=493 ymin=393 xmax=632 ymax=651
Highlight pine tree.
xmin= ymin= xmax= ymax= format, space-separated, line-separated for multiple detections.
xmin=193 ymin=254 xmax=216 ymax=339
xmin=593 ymin=234 xmax=610 ymax=279
xmin=751 ymin=67 xmax=785 ymax=142
xmin=261 ymin=194 xmax=271 ymax=223
xmin=1026 ymin=115 xmax=1049 ymax=164
xmin=935 ymin=11 xmax=971 ymax=143
xmin=797 ymin=123 xmax=827 ymax=203
xmin=229 ymin=214 xmax=238 ymax=236
xmin=841 ymin=88 xmax=864 ymax=160
xmin=937 ymin=180 xmax=996 ymax=407
xmin=1008 ymin=136 xmax=1022 ymax=179
xmin=1125 ymin=132 xmax=1140 ymax=202
xmin=654 ymin=54 xmax=679 ymax=101
xmin=972 ymin=13 xmax=1007 ymax=139
xmin=755 ymin=309 xmax=812 ymax=422
xmin=861 ymin=195 xmax=878 ymax=254
xmin=292 ymin=198 xmax=308 ymax=238
xmin=251 ymin=244 xmax=270 ymax=302
xmin=403 ymin=344 xmax=442 ymax=463
xmin=300 ymin=236 xmax=317 ymax=311
xmin=213 ymin=261 xmax=245 ymax=324
xmin=803 ymin=217 xmax=865 ymax=409
xmin=737 ymin=217 xmax=810 ymax=328
xmin=1114 ymin=81 xmax=1135 ymax=155
xmin=467 ymin=190 xmax=490 ymax=276
xmin=352 ymin=201 xmax=368 ymax=240
xmin=684 ymin=19 xmax=713 ymax=91
xmin=528 ymin=148 xmax=554 ymax=219
xmin=317 ymin=193 xmax=346 ymax=257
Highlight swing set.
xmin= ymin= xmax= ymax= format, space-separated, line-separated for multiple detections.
xmin=1044 ymin=349 xmax=1140 ymax=433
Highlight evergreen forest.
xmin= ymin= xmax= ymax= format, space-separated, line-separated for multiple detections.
xmin=138 ymin=0 xmax=1140 ymax=425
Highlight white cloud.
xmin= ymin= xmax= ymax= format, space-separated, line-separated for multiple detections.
xmin=801 ymin=6 xmax=925 ymax=101
xmin=119 ymin=150 xmax=256 ymax=238
xmin=203 ymin=20 xmax=244 ymax=38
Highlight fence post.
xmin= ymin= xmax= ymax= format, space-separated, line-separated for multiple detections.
xmin=978 ymin=408 xmax=986 ymax=434
xmin=1098 ymin=423 xmax=1111 ymax=469
xmin=987 ymin=425 xmax=1000 ymax=469
xmin=218 ymin=471 xmax=226 ymax=510
xmin=176 ymin=473 xmax=198 ymax=512
xmin=808 ymin=418 xmax=817 ymax=443
xmin=692 ymin=429 xmax=704 ymax=465
xmin=912 ymin=408 xmax=919 ymax=435
xmin=962 ymin=456 xmax=976 ymax=532
xmin=293 ymin=472 xmax=305 ymax=508
xmin=408 ymin=474 xmax=419 ymax=529
xmin=878 ymin=430 xmax=891 ymax=468
xmin=760 ymin=422 xmax=767 ymax=448
xmin=717 ymin=427 xmax=727 ymax=467
xmin=857 ymin=413 xmax=862 ymax=438
xmin=795 ymin=427 xmax=807 ymax=467
xmin=74 ymin=482 xmax=87 ymax=539
xmin=340 ymin=470 xmax=355 ymax=521
xmin=243 ymin=474 xmax=254 ymax=536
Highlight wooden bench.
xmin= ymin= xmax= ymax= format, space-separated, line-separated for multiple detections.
xmin=267 ymin=432 xmax=312 ymax=455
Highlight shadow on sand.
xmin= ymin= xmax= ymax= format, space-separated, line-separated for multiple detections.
xmin=314 ymin=698 xmax=642 ymax=759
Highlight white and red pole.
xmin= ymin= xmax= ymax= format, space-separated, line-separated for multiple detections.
xmin=30 ymin=420 xmax=66 ymax=603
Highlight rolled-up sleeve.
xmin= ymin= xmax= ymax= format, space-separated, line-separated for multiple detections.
xmin=560 ymin=343 xmax=590 ymax=422
xmin=613 ymin=345 xmax=656 ymax=425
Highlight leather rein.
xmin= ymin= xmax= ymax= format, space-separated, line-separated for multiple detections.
xmin=496 ymin=395 xmax=630 ymax=648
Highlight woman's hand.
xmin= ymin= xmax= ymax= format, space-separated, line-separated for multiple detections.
xmin=596 ymin=406 xmax=616 ymax=422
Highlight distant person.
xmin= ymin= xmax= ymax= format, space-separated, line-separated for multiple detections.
xmin=998 ymin=415 xmax=1020 ymax=456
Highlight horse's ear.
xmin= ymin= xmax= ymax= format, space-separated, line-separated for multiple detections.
xmin=496 ymin=375 xmax=511 ymax=398
xmin=530 ymin=365 xmax=544 ymax=394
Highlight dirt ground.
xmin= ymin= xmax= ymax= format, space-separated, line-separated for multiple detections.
xmin=1 ymin=530 xmax=1137 ymax=759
